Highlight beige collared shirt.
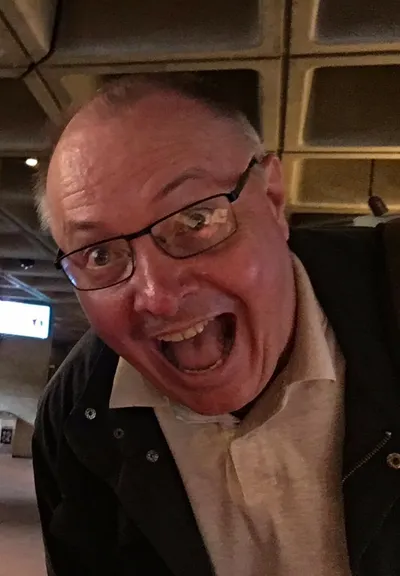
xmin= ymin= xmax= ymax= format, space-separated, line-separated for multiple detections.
xmin=110 ymin=255 xmax=351 ymax=576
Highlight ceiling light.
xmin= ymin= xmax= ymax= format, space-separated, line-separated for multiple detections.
xmin=25 ymin=158 xmax=38 ymax=168
xmin=19 ymin=258 xmax=35 ymax=270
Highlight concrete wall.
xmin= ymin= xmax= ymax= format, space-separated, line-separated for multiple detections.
xmin=12 ymin=418 xmax=34 ymax=458
xmin=0 ymin=335 xmax=52 ymax=425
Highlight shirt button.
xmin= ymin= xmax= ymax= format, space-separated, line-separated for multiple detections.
xmin=387 ymin=453 xmax=400 ymax=470
xmin=84 ymin=408 xmax=97 ymax=420
xmin=146 ymin=450 xmax=159 ymax=463
xmin=113 ymin=428 xmax=124 ymax=440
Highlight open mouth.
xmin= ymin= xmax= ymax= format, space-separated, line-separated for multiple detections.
xmin=157 ymin=313 xmax=236 ymax=374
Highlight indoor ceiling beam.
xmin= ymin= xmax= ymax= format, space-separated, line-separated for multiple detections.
xmin=0 ymin=270 xmax=51 ymax=302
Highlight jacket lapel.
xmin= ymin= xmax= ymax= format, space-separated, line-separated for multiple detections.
xmin=291 ymin=226 xmax=400 ymax=573
xmin=110 ymin=407 xmax=214 ymax=576
xmin=64 ymin=349 xmax=214 ymax=576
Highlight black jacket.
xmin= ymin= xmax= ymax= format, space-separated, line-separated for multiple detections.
xmin=33 ymin=226 xmax=400 ymax=576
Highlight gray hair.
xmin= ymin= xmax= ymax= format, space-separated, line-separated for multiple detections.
xmin=34 ymin=73 xmax=264 ymax=229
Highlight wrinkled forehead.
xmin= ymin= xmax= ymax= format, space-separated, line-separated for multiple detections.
xmin=49 ymin=91 xmax=248 ymax=189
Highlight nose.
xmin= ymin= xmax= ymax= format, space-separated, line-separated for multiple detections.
xmin=131 ymin=239 xmax=198 ymax=317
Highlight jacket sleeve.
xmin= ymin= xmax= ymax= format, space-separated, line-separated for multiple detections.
xmin=32 ymin=382 xmax=91 ymax=576
xmin=32 ymin=430 xmax=62 ymax=576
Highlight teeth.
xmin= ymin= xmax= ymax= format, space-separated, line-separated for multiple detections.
xmin=157 ymin=320 xmax=209 ymax=343
xmin=183 ymin=357 xmax=224 ymax=374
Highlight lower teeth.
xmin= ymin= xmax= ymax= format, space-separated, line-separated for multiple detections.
xmin=182 ymin=357 xmax=224 ymax=374
xmin=160 ymin=314 xmax=235 ymax=373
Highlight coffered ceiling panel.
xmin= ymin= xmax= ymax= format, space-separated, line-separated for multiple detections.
xmin=44 ymin=0 xmax=283 ymax=65
xmin=283 ymin=153 xmax=400 ymax=213
xmin=286 ymin=55 xmax=400 ymax=153
xmin=291 ymin=0 xmax=400 ymax=55
xmin=0 ymin=0 xmax=58 ymax=62
xmin=0 ymin=13 xmax=29 ymax=69
xmin=0 ymin=213 xmax=20 ymax=234
xmin=0 ymin=232 xmax=50 ymax=259
xmin=0 ymin=78 xmax=51 ymax=153
xmin=22 ymin=276 xmax=74 ymax=292
xmin=373 ymin=161 xmax=400 ymax=203
xmin=0 ymin=231 xmax=46 ymax=258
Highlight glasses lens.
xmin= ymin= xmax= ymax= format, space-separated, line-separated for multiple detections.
xmin=61 ymin=238 xmax=133 ymax=290
xmin=151 ymin=196 xmax=237 ymax=258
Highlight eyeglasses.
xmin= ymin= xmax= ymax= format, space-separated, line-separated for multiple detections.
xmin=55 ymin=157 xmax=259 ymax=291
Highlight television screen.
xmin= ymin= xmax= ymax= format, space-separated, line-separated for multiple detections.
xmin=0 ymin=300 xmax=51 ymax=339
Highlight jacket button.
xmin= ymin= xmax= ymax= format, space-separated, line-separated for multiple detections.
xmin=84 ymin=408 xmax=97 ymax=420
xmin=387 ymin=453 xmax=400 ymax=470
xmin=113 ymin=428 xmax=124 ymax=440
xmin=146 ymin=450 xmax=159 ymax=463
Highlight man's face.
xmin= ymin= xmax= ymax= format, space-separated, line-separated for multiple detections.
xmin=47 ymin=91 xmax=295 ymax=414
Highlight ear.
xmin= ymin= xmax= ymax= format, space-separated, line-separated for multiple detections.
xmin=260 ymin=154 xmax=289 ymax=240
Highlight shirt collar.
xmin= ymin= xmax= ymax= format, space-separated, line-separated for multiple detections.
xmin=284 ymin=254 xmax=337 ymax=385
xmin=109 ymin=254 xmax=338 ymax=419
xmin=109 ymin=359 xmax=168 ymax=408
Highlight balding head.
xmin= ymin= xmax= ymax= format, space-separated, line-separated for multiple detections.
xmin=36 ymin=74 xmax=263 ymax=229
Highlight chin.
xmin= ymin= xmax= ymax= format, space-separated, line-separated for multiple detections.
xmin=105 ymin=311 xmax=265 ymax=415
xmin=140 ymin=344 xmax=262 ymax=416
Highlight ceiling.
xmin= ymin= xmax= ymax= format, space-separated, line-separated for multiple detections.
xmin=1 ymin=0 xmax=400 ymax=345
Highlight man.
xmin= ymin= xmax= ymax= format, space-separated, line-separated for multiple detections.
xmin=33 ymin=75 xmax=400 ymax=576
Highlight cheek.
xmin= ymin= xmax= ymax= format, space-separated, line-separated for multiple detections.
xmin=221 ymin=253 xmax=263 ymax=297
xmin=214 ymin=219 xmax=288 ymax=302
xmin=77 ymin=290 xmax=133 ymax=340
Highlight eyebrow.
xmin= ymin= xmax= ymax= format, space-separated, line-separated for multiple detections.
xmin=64 ymin=220 xmax=105 ymax=235
xmin=154 ymin=168 xmax=210 ymax=201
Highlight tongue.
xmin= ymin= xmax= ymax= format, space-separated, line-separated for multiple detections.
xmin=164 ymin=318 xmax=225 ymax=371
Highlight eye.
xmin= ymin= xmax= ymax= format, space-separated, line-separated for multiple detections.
xmin=180 ymin=208 xmax=213 ymax=231
xmin=151 ymin=199 xmax=234 ymax=255
xmin=85 ymin=245 xmax=112 ymax=268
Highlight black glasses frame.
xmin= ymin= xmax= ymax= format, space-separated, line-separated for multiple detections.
xmin=54 ymin=156 xmax=259 ymax=290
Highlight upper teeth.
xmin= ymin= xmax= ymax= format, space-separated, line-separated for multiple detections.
xmin=157 ymin=320 xmax=210 ymax=342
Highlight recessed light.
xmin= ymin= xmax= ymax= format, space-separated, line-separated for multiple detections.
xmin=19 ymin=258 xmax=35 ymax=270
xmin=25 ymin=158 xmax=39 ymax=168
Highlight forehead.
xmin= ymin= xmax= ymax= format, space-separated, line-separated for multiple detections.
xmin=47 ymin=91 xmax=251 ymax=240
xmin=52 ymin=91 xmax=247 ymax=175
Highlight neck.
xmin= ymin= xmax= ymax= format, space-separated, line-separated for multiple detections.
xmin=232 ymin=309 xmax=297 ymax=421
